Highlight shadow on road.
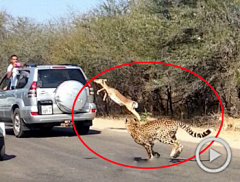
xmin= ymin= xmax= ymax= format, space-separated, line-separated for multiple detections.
xmin=1 ymin=154 xmax=16 ymax=161
xmin=108 ymin=127 xmax=126 ymax=130
xmin=84 ymin=157 xmax=98 ymax=160
xmin=134 ymin=157 xmax=209 ymax=164
xmin=5 ymin=127 xmax=101 ymax=138
xmin=5 ymin=128 xmax=14 ymax=135
xmin=134 ymin=157 xmax=149 ymax=162
xmin=169 ymin=158 xmax=209 ymax=163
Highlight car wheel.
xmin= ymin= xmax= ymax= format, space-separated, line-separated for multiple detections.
xmin=12 ymin=108 xmax=27 ymax=138
xmin=75 ymin=123 xmax=90 ymax=135
xmin=0 ymin=137 xmax=5 ymax=161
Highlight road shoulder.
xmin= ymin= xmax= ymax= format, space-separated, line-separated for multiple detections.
xmin=92 ymin=117 xmax=240 ymax=150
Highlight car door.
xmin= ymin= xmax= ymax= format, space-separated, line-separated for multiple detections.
xmin=0 ymin=91 xmax=4 ymax=119
xmin=3 ymin=70 xmax=30 ymax=121
xmin=3 ymin=89 xmax=17 ymax=121
xmin=0 ymin=74 xmax=11 ymax=120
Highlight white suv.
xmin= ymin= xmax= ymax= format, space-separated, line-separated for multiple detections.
xmin=0 ymin=63 xmax=97 ymax=137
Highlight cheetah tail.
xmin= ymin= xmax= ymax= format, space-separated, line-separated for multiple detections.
xmin=178 ymin=123 xmax=213 ymax=138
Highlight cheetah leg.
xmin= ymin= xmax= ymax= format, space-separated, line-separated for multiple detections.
xmin=168 ymin=134 xmax=183 ymax=158
xmin=170 ymin=140 xmax=183 ymax=158
xmin=143 ymin=144 xmax=153 ymax=159
xmin=157 ymin=138 xmax=183 ymax=159
xmin=150 ymin=143 xmax=160 ymax=157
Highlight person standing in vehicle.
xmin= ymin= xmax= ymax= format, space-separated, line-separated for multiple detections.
xmin=6 ymin=55 xmax=24 ymax=90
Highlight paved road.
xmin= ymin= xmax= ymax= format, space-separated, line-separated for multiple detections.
xmin=0 ymin=126 xmax=239 ymax=182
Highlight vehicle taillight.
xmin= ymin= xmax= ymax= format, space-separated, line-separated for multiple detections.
xmin=28 ymin=82 xmax=37 ymax=98
xmin=86 ymin=80 xmax=94 ymax=95
xmin=30 ymin=112 xmax=38 ymax=116
xmin=87 ymin=81 xmax=92 ymax=88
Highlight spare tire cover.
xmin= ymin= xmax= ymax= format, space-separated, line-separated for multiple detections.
xmin=55 ymin=80 xmax=87 ymax=113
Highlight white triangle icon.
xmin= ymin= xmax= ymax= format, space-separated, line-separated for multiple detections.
xmin=210 ymin=148 xmax=221 ymax=162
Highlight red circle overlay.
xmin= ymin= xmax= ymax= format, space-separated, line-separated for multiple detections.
xmin=72 ymin=61 xmax=224 ymax=169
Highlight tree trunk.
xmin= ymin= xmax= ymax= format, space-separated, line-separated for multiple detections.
xmin=167 ymin=86 xmax=174 ymax=117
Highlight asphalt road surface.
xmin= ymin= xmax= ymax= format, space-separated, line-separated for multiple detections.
xmin=0 ymin=126 xmax=239 ymax=182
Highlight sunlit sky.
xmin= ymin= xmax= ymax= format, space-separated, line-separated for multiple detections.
xmin=1 ymin=0 xmax=101 ymax=22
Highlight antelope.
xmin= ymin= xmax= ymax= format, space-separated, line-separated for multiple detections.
xmin=94 ymin=79 xmax=141 ymax=121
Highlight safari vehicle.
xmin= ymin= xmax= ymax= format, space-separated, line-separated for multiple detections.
xmin=0 ymin=63 xmax=96 ymax=137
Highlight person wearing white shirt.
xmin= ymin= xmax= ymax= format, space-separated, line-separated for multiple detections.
xmin=6 ymin=55 xmax=24 ymax=90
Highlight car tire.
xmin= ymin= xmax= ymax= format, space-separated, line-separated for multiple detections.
xmin=12 ymin=108 xmax=27 ymax=138
xmin=0 ymin=137 xmax=5 ymax=161
xmin=75 ymin=123 xmax=90 ymax=135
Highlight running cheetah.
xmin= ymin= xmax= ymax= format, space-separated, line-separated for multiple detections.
xmin=125 ymin=118 xmax=212 ymax=159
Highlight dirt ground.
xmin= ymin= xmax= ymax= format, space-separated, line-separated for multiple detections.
xmin=91 ymin=117 xmax=240 ymax=150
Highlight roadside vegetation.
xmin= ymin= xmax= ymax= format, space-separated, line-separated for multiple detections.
xmin=1 ymin=0 xmax=240 ymax=127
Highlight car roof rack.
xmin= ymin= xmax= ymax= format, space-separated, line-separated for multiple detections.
xmin=23 ymin=63 xmax=78 ymax=67
xmin=24 ymin=63 xmax=37 ymax=67
xmin=58 ymin=63 xmax=78 ymax=66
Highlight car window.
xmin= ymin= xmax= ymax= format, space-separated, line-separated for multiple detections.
xmin=0 ymin=75 xmax=10 ymax=91
xmin=16 ymin=70 xmax=30 ymax=89
xmin=37 ymin=69 xmax=87 ymax=88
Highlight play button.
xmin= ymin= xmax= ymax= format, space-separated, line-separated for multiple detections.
xmin=210 ymin=148 xmax=221 ymax=162
xmin=195 ymin=137 xmax=232 ymax=173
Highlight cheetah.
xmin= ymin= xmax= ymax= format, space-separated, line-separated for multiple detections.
xmin=125 ymin=118 xmax=212 ymax=159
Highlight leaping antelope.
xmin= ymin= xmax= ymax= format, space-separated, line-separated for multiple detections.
xmin=93 ymin=79 xmax=141 ymax=121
